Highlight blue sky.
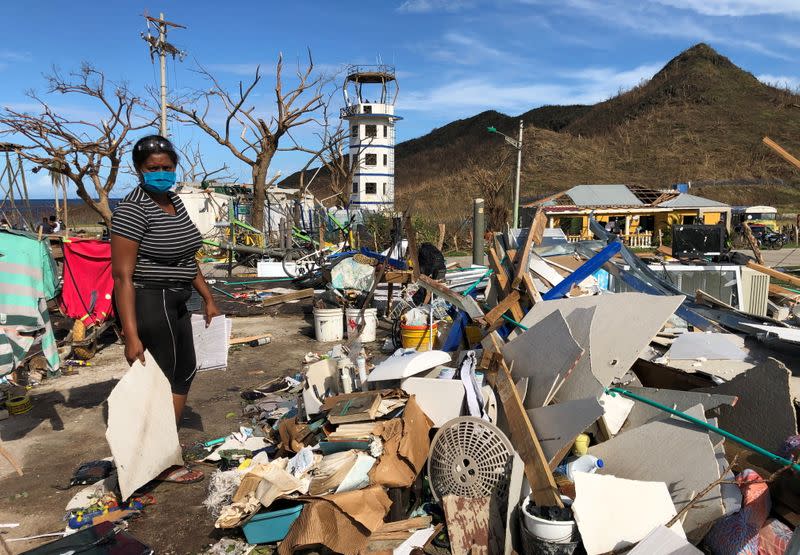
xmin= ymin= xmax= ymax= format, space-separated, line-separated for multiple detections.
xmin=2 ymin=0 xmax=800 ymax=198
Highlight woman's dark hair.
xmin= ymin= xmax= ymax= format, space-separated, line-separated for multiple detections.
xmin=132 ymin=135 xmax=179 ymax=171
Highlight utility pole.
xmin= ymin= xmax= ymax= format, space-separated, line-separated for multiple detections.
xmin=487 ymin=119 xmax=524 ymax=228
xmin=141 ymin=13 xmax=186 ymax=138
xmin=514 ymin=119 xmax=523 ymax=229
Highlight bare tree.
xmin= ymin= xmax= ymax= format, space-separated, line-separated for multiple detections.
xmin=464 ymin=150 xmax=513 ymax=231
xmin=298 ymin=90 xmax=371 ymax=207
xmin=178 ymin=142 xmax=235 ymax=186
xmin=0 ymin=64 xmax=152 ymax=226
xmin=170 ymin=51 xmax=325 ymax=230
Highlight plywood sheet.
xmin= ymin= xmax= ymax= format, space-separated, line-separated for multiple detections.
xmin=518 ymin=293 xmax=684 ymax=402
xmin=527 ymin=397 xmax=604 ymax=464
xmin=502 ymin=310 xmax=584 ymax=409
xmin=694 ymin=357 xmax=798 ymax=454
xmin=106 ymin=351 xmax=183 ymax=500
xmin=588 ymin=405 xmax=724 ymax=541
xmin=572 ymin=473 xmax=683 ymax=555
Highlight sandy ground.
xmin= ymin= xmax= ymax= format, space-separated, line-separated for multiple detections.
xmin=0 ymin=307 xmax=328 ymax=554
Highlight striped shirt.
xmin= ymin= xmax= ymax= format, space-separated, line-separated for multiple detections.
xmin=111 ymin=186 xmax=202 ymax=286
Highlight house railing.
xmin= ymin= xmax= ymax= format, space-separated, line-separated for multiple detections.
xmin=566 ymin=232 xmax=653 ymax=248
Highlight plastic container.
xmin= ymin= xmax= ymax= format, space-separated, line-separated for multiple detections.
xmin=400 ymin=323 xmax=438 ymax=352
xmin=520 ymin=496 xmax=577 ymax=544
xmin=242 ymin=503 xmax=304 ymax=544
xmin=346 ymin=308 xmax=378 ymax=342
xmin=556 ymin=455 xmax=604 ymax=481
xmin=313 ymin=307 xmax=344 ymax=342
xmin=571 ymin=434 xmax=590 ymax=456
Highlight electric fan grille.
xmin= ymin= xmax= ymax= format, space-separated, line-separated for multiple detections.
xmin=427 ymin=416 xmax=514 ymax=501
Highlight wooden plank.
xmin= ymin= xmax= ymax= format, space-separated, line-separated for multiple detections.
xmin=404 ymin=215 xmax=420 ymax=280
xmin=384 ymin=270 xmax=413 ymax=284
xmin=417 ymin=275 xmax=485 ymax=319
xmin=229 ymin=333 xmax=272 ymax=345
xmin=486 ymin=247 xmax=525 ymax=321
xmin=261 ymin=288 xmax=314 ymax=307
xmin=479 ymin=290 xmax=521 ymax=328
xmin=747 ymin=260 xmax=800 ymax=287
xmin=742 ymin=224 xmax=764 ymax=265
xmin=510 ymin=208 xmax=546 ymax=289
xmin=764 ymin=136 xmax=800 ymax=171
xmin=521 ymin=272 xmax=542 ymax=304
xmin=373 ymin=516 xmax=432 ymax=535
xmin=0 ymin=441 xmax=22 ymax=476
xmin=491 ymin=354 xmax=563 ymax=508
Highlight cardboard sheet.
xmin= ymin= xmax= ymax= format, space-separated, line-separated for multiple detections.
xmin=279 ymin=486 xmax=391 ymax=555
xmin=502 ymin=309 xmax=584 ymax=408
xmin=589 ymin=404 xmax=724 ymax=541
xmin=598 ymin=392 xmax=635 ymax=436
xmin=572 ymin=473 xmax=684 ymax=555
xmin=694 ymin=357 xmax=798 ymax=453
xmin=527 ymin=397 xmax=604 ymax=464
xmin=370 ymin=396 xmax=433 ymax=488
xmin=105 ymin=351 xmax=183 ymax=500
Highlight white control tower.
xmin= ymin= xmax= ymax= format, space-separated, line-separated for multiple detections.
xmin=341 ymin=65 xmax=400 ymax=211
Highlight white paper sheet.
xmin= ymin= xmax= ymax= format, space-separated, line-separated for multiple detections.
xmin=192 ymin=315 xmax=232 ymax=371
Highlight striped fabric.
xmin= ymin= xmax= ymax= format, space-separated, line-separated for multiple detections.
xmin=0 ymin=230 xmax=60 ymax=377
xmin=111 ymin=187 xmax=202 ymax=286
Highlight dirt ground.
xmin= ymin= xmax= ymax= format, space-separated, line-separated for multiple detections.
xmin=0 ymin=305 xmax=329 ymax=554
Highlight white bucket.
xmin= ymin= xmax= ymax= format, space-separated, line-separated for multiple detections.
xmin=345 ymin=308 xmax=379 ymax=342
xmin=520 ymin=497 xmax=577 ymax=544
xmin=314 ymin=308 xmax=344 ymax=342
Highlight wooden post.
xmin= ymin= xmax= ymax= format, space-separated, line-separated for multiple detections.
xmin=743 ymin=222 xmax=764 ymax=265
xmin=437 ymin=223 xmax=446 ymax=251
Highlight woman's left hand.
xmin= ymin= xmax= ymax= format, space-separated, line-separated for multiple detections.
xmin=204 ymin=299 xmax=222 ymax=327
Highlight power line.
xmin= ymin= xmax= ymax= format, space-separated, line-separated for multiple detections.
xmin=140 ymin=12 xmax=186 ymax=138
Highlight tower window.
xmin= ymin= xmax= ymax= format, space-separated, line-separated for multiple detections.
xmin=351 ymin=125 xmax=358 ymax=138
xmin=383 ymin=183 xmax=387 ymax=195
xmin=383 ymin=125 xmax=388 ymax=138
xmin=363 ymin=105 xmax=372 ymax=114
xmin=383 ymin=154 xmax=388 ymax=166
xmin=352 ymin=182 xmax=358 ymax=194
xmin=365 ymin=125 xmax=377 ymax=138
xmin=365 ymin=153 xmax=377 ymax=166
xmin=365 ymin=182 xmax=377 ymax=194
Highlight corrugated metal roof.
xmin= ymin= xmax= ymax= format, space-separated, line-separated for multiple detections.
xmin=658 ymin=193 xmax=729 ymax=208
xmin=565 ymin=184 xmax=644 ymax=206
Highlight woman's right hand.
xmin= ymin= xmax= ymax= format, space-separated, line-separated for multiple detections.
xmin=124 ymin=335 xmax=146 ymax=366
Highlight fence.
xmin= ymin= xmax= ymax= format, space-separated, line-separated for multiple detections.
xmin=567 ymin=232 xmax=653 ymax=248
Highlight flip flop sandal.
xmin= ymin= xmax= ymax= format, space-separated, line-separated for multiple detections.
xmin=156 ymin=465 xmax=205 ymax=484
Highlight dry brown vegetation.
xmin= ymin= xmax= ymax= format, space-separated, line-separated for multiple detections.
xmin=286 ymin=43 xmax=800 ymax=229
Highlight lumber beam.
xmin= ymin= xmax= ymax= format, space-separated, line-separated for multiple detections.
xmin=511 ymin=208 xmax=546 ymax=289
xmin=487 ymin=247 xmax=525 ymax=321
xmin=478 ymin=290 xmax=521 ymax=328
xmin=763 ymin=136 xmax=800 ymax=172
xmin=261 ymin=288 xmax=314 ymax=307
xmin=417 ymin=275 xmax=485 ymax=319
xmin=492 ymin=354 xmax=563 ymax=508
xmin=747 ymin=261 xmax=800 ymax=288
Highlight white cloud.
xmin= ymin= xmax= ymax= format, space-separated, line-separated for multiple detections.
xmin=0 ymin=50 xmax=31 ymax=62
xmin=401 ymin=62 xmax=661 ymax=112
xmin=397 ymin=0 xmax=475 ymax=13
xmin=758 ymin=74 xmax=800 ymax=90
xmin=423 ymin=31 xmax=521 ymax=66
xmin=203 ymin=63 xmax=272 ymax=76
xmin=653 ymin=0 xmax=800 ymax=17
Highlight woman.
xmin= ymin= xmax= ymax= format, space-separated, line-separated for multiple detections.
xmin=111 ymin=135 xmax=219 ymax=483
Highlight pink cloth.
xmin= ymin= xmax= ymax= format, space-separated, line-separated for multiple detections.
xmin=58 ymin=239 xmax=114 ymax=326
xmin=704 ymin=469 xmax=771 ymax=555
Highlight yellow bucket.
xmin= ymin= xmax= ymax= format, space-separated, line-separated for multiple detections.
xmin=400 ymin=323 xmax=438 ymax=352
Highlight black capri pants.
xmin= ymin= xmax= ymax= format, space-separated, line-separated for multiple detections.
xmin=134 ymin=286 xmax=197 ymax=395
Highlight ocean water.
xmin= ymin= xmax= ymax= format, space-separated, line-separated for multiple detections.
xmin=4 ymin=198 xmax=122 ymax=226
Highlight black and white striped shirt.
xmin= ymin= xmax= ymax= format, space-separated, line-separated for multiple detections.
xmin=111 ymin=186 xmax=202 ymax=286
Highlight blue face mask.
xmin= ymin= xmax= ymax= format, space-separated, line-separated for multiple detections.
xmin=141 ymin=171 xmax=176 ymax=193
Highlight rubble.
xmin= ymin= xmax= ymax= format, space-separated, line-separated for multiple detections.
xmin=14 ymin=212 xmax=800 ymax=554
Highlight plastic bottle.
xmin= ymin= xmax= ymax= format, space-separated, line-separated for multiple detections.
xmin=356 ymin=355 xmax=368 ymax=391
xmin=555 ymin=455 xmax=604 ymax=481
